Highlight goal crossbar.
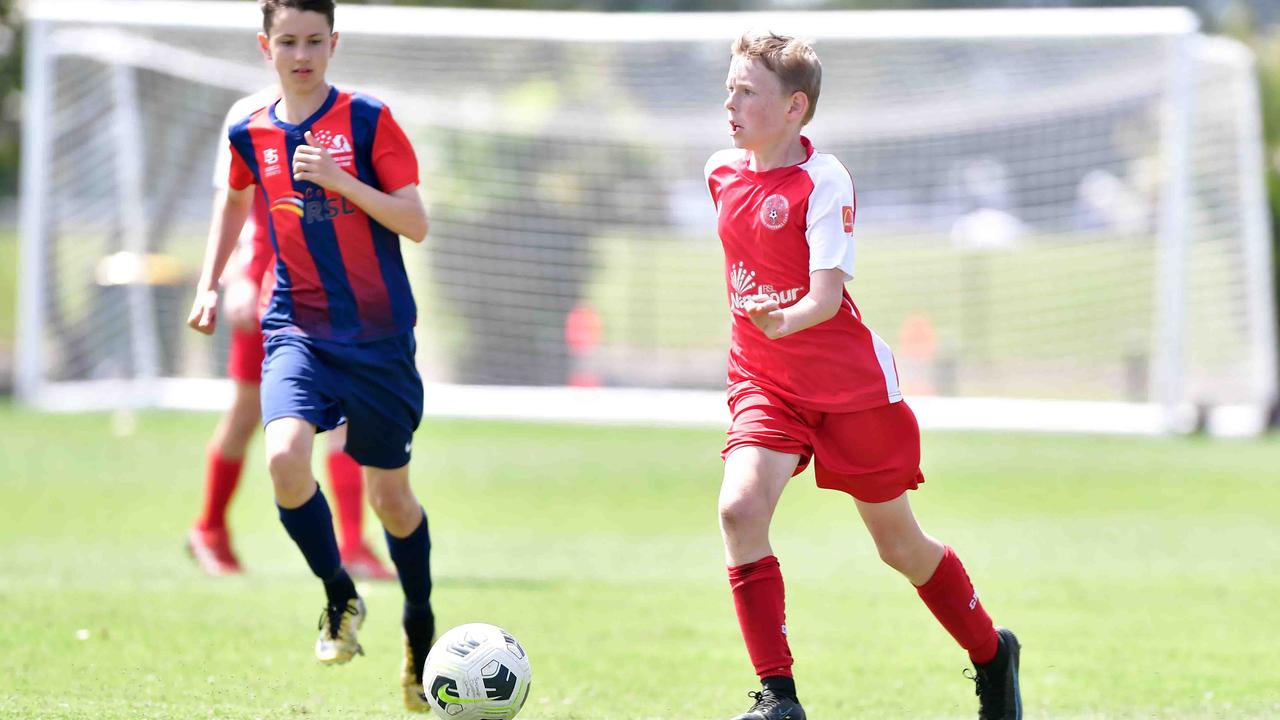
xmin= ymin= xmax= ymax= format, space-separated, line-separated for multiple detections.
xmin=27 ymin=1 xmax=1198 ymax=41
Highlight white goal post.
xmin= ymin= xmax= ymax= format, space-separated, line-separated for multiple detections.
xmin=18 ymin=1 xmax=1278 ymax=436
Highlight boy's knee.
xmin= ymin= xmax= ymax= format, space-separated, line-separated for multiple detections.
xmin=874 ymin=535 xmax=939 ymax=581
xmin=718 ymin=494 xmax=768 ymax=535
xmin=366 ymin=474 xmax=416 ymax=516
xmin=266 ymin=445 xmax=310 ymax=484
xmin=875 ymin=539 xmax=914 ymax=573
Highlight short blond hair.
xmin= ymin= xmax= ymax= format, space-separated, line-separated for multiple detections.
xmin=731 ymin=31 xmax=822 ymax=126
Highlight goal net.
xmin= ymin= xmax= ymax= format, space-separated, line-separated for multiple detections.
xmin=18 ymin=2 xmax=1277 ymax=435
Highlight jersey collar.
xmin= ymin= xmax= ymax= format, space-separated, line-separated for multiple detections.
xmin=269 ymin=86 xmax=339 ymax=133
xmin=740 ymin=135 xmax=815 ymax=182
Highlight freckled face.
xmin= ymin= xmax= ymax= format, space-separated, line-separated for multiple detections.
xmin=723 ymin=56 xmax=792 ymax=151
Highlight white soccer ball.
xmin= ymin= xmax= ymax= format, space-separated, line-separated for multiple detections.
xmin=421 ymin=623 xmax=532 ymax=720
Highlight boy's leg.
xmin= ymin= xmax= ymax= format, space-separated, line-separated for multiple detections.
xmin=325 ymin=425 xmax=395 ymax=580
xmin=721 ymin=446 xmax=806 ymax=720
xmin=364 ymin=464 xmax=434 ymax=712
xmin=188 ymin=379 xmax=261 ymax=575
xmin=856 ymin=494 xmax=1020 ymax=719
xmin=854 ymin=494 xmax=998 ymax=662
xmin=332 ymin=330 xmax=426 ymax=707
xmin=266 ymin=416 xmax=364 ymax=664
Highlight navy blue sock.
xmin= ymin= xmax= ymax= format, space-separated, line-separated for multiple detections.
xmin=278 ymin=486 xmax=355 ymax=606
xmin=403 ymin=602 xmax=436 ymax=680
xmin=385 ymin=509 xmax=434 ymax=625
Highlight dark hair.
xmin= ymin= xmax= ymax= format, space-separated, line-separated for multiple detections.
xmin=260 ymin=0 xmax=335 ymax=35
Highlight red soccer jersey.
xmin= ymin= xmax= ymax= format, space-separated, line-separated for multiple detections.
xmin=227 ymin=87 xmax=420 ymax=342
xmin=705 ymin=136 xmax=902 ymax=413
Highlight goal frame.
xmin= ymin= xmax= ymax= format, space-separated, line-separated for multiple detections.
xmin=17 ymin=1 xmax=1277 ymax=436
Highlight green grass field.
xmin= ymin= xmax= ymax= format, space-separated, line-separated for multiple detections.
xmin=2 ymin=405 xmax=1278 ymax=719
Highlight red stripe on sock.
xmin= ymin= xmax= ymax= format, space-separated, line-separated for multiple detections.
xmin=916 ymin=545 xmax=999 ymax=664
xmin=728 ymin=555 xmax=794 ymax=679
xmin=326 ymin=451 xmax=364 ymax=553
xmin=196 ymin=449 xmax=243 ymax=532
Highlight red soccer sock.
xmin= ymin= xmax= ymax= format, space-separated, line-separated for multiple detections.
xmin=326 ymin=451 xmax=364 ymax=553
xmin=195 ymin=448 xmax=243 ymax=532
xmin=916 ymin=545 xmax=999 ymax=664
xmin=728 ymin=555 xmax=794 ymax=680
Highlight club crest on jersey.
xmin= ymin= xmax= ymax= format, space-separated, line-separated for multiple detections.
xmin=760 ymin=193 xmax=790 ymax=230
xmin=312 ymin=128 xmax=354 ymax=168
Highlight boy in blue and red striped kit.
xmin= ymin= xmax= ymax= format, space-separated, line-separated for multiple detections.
xmin=706 ymin=32 xmax=1022 ymax=720
xmin=187 ymin=0 xmax=434 ymax=711
xmin=188 ymin=88 xmax=394 ymax=582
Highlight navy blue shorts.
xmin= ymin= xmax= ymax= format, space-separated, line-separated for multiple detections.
xmin=261 ymin=331 xmax=423 ymax=469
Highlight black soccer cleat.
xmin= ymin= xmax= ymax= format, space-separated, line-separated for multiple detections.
xmin=729 ymin=689 xmax=806 ymax=720
xmin=967 ymin=627 xmax=1022 ymax=720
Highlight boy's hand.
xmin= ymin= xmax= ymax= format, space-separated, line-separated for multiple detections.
xmin=743 ymin=295 xmax=787 ymax=339
xmin=187 ymin=289 xmax=219 ymax=335
xmin=293 ymin=131 xmax=349 ymax=193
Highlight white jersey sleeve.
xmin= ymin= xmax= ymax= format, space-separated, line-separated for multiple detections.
xmin=212 ymin=88 xmax=277 ymax=276
xmin=704 ymin=148 xmax=746 ymax=208
xmin=704 ymin=148 xmax=744 ymax=182
xmin=801 ymin=153 xmax=857 ymax=280
xmin=211 ymin=88 xmax=278 ymax=190
xmin=211 ymin=120 xmax=234 ymax=191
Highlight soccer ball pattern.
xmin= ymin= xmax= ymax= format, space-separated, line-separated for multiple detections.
xmin=422 ymin=623 xmax=532 ymax=720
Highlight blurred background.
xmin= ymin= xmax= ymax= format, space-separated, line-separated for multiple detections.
xmin=1 ymin=0 xmax=1278 ymax=436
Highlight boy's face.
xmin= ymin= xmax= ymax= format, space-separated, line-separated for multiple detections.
xmin=258 ymin=8 xmax=337 ymax=94
xmin=723 ymin=56 xmax=804 ymax=152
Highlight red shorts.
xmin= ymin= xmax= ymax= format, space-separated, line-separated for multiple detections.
xmin=227 ymin=328 xmax=266 ymax=384
xmin=722 ymin=385 xmax=924 ymax=503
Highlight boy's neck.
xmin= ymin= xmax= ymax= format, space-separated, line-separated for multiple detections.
xmin=277 ymin=83 xmax=332 ymax=125
xmin=748 ymin=133 xmax=807 ymax=173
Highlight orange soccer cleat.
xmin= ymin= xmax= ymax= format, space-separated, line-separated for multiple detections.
xmin=342 ymin=542 xmax=397 ymax=581
xmin=186 ymin=526 xmax=243 ymax=576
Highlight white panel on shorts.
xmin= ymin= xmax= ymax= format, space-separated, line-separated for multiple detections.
xmin=870 ymin=328 xmax=903 ymax=404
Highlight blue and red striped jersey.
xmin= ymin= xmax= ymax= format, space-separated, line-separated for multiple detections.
xmin=227 ymin=87 xmax=420 ymax=342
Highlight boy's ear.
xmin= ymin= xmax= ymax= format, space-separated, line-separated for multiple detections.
xmin=257 ymin=32 xmax=271 ymax=60
xmin=329 ymin=31 xmax=339 ymax=56
xmin=788 ymin=90 xmax=809 ymax=122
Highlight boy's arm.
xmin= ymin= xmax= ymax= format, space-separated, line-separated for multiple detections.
xmin=743 ymin=268 xmax=846 ymax=340
xmin=222 ymin=261 xmax=262 ymax=332
xmin=187 ymin=186 xmax=255 ymax=335
xmin=292 ymin=130 xmax=428 ymax=242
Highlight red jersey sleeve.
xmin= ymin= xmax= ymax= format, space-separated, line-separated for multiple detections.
xmin=372 ymin=106 xmax=419 ymax=191
xmin=228 ymin=142 xmax=255 ymax=191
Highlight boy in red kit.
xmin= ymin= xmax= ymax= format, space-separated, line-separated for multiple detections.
xmin=186 ymin=88 xmax=394 ymax=581
xmin=706 ymin=32 xmax=1021 ymax=720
